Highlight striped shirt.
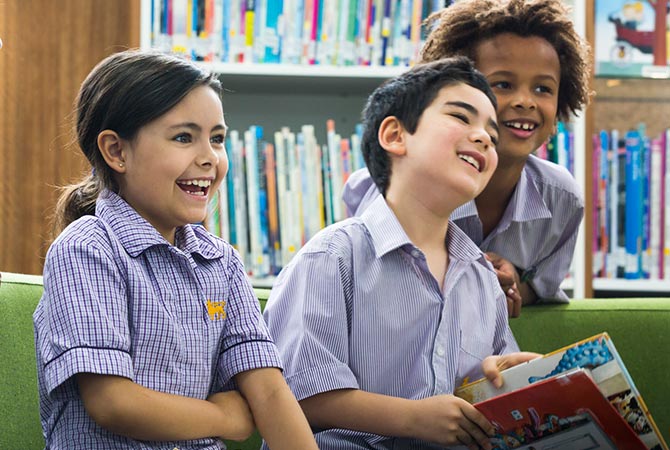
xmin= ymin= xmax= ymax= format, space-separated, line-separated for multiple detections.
xmin=343 ymin=155 xmax=584 ymax=302
xmin=263 ymin=195 xmax=518 ymax=449
xmin=34 ymin=189 xmax=281 ymax=450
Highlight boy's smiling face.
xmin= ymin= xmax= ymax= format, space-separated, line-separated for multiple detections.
xmin=474 ymin=33 xmax=560 ymax=166
xmin=389 ymin=82 xmax=499 ymax=211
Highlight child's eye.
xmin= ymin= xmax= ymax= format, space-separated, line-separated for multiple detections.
xmin=174 ymin=133 xmax=192 ymax=143
xmin=490 ymin=135 xmax=499 ymax=146
xmin=491 ymin=81 xmax=511 ymax=89
xmin=210 ymin=134 xmax=225 ymax=145
xmin=536 ymin=85 xmax=554 ymax=94
xmin=450 ymin=113 xmax=469 ymax=123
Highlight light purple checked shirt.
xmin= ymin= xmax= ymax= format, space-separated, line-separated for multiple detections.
xmin=263 ymin=194 xmax=518 ymax=450
xmin=34 ymin=190 xmax=281 ymax=450
xmin=343 ymin=155 xmax=584 ymax=302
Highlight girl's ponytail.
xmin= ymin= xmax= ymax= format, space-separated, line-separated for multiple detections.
xmin=53 ymin=173 xmax=104 ymax=236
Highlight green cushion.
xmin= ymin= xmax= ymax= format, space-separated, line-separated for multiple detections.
xmin=3 ymin=280 xmax=668 ymax=448
xmin=0 ymin=273 xmax=45 ymax=450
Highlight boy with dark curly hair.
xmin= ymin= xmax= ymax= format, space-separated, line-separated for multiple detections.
xmin=344 ymin=0 xmax=592 ymax=317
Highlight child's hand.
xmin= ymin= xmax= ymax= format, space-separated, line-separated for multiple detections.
xmin=207 ymin=390 xmax=255 ymax=441
xmin=481 ymin=352 xmax=542 ymax=388
xmin=485 ymin=252 xmax=522 ymax=317
xmin=410 ymin=395 xmax=494 ymax=450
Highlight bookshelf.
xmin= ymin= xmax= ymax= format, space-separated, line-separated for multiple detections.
xmin=588 ymin=0 xmax=670 ymax=296
xmin=139 ymin=0 xmax=592 ymax=297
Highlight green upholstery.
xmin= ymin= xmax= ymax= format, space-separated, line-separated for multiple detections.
xmin=2 ymin=274 xmax=668 ymax=449
xmin=0 ymin=273 xmax=45 ymax=450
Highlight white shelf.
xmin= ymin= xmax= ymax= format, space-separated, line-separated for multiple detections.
xmin=200 ymin=62 xmax=406 ymax=79
xmin=251 ymin=276 xmax=277 ymax=289
xmin=593 ymin=278 xmax=670 ymax=293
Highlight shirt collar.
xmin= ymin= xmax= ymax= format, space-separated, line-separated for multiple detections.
xmin=360 ymin=195 xmax=413 ymax=258
xmin=96 ymin=190 xmax=224 ymax=260
xmin=360 ymin=194 xmax=485 ymax=264
xmin=451 ymin=165 xmax=552 ymax=223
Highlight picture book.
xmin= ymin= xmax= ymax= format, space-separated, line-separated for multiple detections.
xmin=468 ymin=368 xmax=646 ymax=450
xmin=456 ymin=333 xmax=667 ymax=450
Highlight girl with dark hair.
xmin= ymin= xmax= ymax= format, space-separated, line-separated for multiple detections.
xmin=34 ymin=49 xmax=318 ymax=450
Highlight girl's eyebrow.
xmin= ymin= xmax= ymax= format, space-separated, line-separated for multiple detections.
xmin=167 ymin=122 xmax=228 ymax=132
xmin=446 ymin=101 xmax=499 ymax=134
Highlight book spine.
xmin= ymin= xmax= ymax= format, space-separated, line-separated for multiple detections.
xmin=263 ymin=0 xmax=283 ymax=62
xmin=609 ymin=129 xmax=619 ymax=278
xmin=649 ymin=138 xmax=662 ymax=279
xmin=624 ymin=129 xmax=642 ymax=279
xmin=641 ymin=135 xmax=651 ymax=278
xmin=664 ymin=128 xmax=670 ymax=279
xmin=592 ymin=133 xmax=602 ymax=277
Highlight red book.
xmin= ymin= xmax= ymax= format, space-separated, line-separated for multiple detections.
xmin=475 ymin=368 xmax=646 ymax=450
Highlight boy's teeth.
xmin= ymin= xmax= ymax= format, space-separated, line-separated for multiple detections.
xmin=458 ymin=154 xmax=480 ymax=171
xmin=507 ymin=122 xmax=535 ymax=131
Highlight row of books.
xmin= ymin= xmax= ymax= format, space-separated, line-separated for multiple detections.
xmin=592 ymin=127 xmax=670 ymax=280
xmin=205 ymin=121 xmax=365 ymax=277
xmin=205 ymin=120 xmax=577 ymax=280
xmin=535 ymin=121 xmax=575 ymax=176
xmin=149 ymin=0 xmax=450 ymax=66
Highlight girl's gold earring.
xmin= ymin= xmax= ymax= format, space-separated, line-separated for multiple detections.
xmin=119 ymin=162 xmax=124 ymax=168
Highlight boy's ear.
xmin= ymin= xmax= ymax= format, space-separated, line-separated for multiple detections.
xmin=97 ymin=130 xmax=127 ymax=173
xmin=378 ymin=116 xmax=407 ymax=156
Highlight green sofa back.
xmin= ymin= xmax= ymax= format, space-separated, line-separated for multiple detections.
xmin=2 ymin=273 xmax=668 ymax=449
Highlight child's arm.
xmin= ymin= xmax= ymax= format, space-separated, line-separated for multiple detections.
xmin=78 ymin=373 xmax=254 ymax=441
xmin=480 ymin=352 xmax=542 ymax=388
xmin=300 ymin=388 xmax=494 ymax=450
xmin=235 ymin=367 xmax=318 ymax=449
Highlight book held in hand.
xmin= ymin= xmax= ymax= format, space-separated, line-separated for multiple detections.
xmin=455 ymin=332 xmax=667 ymax=450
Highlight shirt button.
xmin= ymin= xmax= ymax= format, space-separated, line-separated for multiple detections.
xmin=173 ymin=447 xmax=180 ymax=450
xmin=436 ymin=346 xmax=445 ymax=356
xmin=411 ymin=249 xmax=421 ymax=258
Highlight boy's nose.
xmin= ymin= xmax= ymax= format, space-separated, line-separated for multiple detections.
xmin=513 ymin=92 xmax=537 ymax=110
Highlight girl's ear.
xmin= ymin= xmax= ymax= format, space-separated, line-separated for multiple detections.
xmin=378 ymin=116 xmax=407 ymax=156
xmin=97 ymin=130 xmax=127 ymax=173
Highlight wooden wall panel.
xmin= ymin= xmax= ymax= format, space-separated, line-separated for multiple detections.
xmin=0 ymin=0 xmax=140 ymax=274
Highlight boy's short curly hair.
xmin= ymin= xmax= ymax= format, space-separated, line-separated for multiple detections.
xmin=421 ymin=0 xmax=592 ymax=121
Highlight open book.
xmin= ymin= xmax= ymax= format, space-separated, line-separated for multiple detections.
xmin=456 ymin=332 xmax=667 ymax=450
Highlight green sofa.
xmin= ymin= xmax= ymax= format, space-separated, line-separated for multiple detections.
xmin=2 ymin=271 xmax=668 ymax=449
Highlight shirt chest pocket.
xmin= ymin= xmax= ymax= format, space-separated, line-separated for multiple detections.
xmin=457 ymin=334 xmax=493 ymax=387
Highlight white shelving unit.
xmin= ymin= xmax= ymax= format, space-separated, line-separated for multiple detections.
xmin=139 ymin=0 xmax=594 ymax=298
xmin=593 ymin=278 xmax=670 ymax=293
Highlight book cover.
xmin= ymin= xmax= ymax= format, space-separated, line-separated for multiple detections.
xmin=472 ymin=369 xmax=646 ymax=450
xmin=456 ymin=332 xmax=667 ymax=450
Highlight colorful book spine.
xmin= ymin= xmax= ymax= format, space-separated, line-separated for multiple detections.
xmin=624 ymin=129 xmax=643 ymax=279
xmin=263 ymin=0 xmax=283 ymax=62
xmin=664 ymin=129 xmax=670 ymax=279
xmin=649 ymin=137 xmax=663 ymax=279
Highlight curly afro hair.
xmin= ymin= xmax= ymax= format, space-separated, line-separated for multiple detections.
xmin=421 ymin=0 xmax=593 ymax=121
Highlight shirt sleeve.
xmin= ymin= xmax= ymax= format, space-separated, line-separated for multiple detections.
xmin=263 ymin=239 xmax=359 ymax=401
xmin=37 ymin=236 xmax=134 ymax=396
xmin=530 ymin=196 xmax=584 ymax=303
xmin=217 ymin=248 xmax=282 ymax=386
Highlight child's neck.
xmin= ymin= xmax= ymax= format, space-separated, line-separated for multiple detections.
xmin=385 ymin=193 xmax=452 ymax=290
xmin=475 ymin=158 xmax=526 ymax=237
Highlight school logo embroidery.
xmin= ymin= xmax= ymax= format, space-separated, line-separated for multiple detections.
xmin=207 ymin=299 xmax=226 ymax=320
